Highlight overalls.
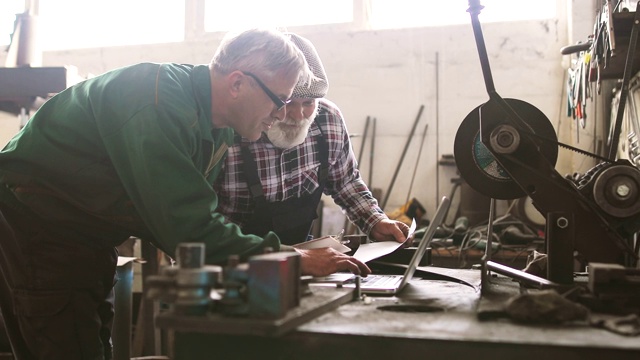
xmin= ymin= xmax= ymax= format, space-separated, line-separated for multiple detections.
xmin=240 ymin=131 xmax=329 ymax=245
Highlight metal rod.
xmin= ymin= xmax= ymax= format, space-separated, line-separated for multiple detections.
xmin=435 ymin=51 xmax=441 ymax=204
xmin=382 ymin=105 xmax=424 ymax=209
xmin=467 ymin=0 xmax=496 ymax=95
xmin=486 ymin=260 xmax=557 ymax=289
xmin=357 ymin=116 xmax=370 ymax=177
xmin=485 ymin=197 xmax=496 ymax=264
xmin=345 ymin=116 xmax=371 ymax=235
xmin=608 ymin=4 xmax=640 ymax=160
xmin=406 ymin=123 xmax=428 ymax=204
xmin=370 ymin=117 xmax=376 ymax=188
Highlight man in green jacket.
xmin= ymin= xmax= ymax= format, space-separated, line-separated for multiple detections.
xmin=0 ymin=28 xmax=370 ymax=360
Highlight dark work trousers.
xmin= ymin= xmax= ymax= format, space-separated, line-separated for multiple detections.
xmin=0 ymin=202 xmax=117 ymax=360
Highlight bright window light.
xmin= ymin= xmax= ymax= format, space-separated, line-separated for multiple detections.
xmin=1 ymin=1 xmax=559 ymax=49
xmin=370 ymin=0 xmax=557 ymax=29
xmin=35 ymin=0 xmax=185 ymax=50
xmin=204 ymin=0 xmax=353 ymax=32
xmin=0 ymin=0 xmax=27 ymax=45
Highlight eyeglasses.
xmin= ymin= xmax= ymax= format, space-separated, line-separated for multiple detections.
xmin=242 ymin=71 xmax=292 ymax=111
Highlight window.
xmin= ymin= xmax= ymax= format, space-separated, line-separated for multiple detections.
xmin=204 ymin=0 xmax=353 ymax=32
xmin=2 ymin=0 xmax=185 ymax=50
xmin=1 ymin=0 xmax=559 ymax=50
xmin=0 ymin=0 xmax=26 ymax=46
xmin=41 ymin=0 xmax=185 ymax=50
xmin=369 ymin=0 xmax=557 ymax=29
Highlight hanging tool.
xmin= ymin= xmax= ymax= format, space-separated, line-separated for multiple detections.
xmin=565 ymin=48 xmax=591 ymax=132
xmin=381 ymin=105 xmax=424 ymax=210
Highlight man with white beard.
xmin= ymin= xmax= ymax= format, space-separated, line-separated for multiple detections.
xmin=214 ymin=33 xmax=409 ymax=245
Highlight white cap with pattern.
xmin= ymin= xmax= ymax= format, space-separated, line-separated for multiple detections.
xmin=286 ymin=33 xmax=329 ymax=99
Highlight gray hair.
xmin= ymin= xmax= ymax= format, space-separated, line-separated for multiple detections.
xmin=211 ymin=28 xmax=311 ymax=84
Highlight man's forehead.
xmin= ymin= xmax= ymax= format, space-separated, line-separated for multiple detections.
xmin=270 ymin=70 xmax=299 ymax=99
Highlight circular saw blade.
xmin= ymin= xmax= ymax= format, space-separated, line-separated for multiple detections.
xmin=454 ymin=98 xmax=558 ymax=200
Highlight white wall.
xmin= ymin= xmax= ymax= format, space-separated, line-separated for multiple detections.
xmin=1 ymin=0 xmax=607 ymax=220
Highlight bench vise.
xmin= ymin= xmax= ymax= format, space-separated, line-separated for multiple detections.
xmin=146 ymin=243 xmax=302 ymax=318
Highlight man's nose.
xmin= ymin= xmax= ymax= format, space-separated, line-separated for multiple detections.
xmin=286 ymin=102 xmax=304 ymax=121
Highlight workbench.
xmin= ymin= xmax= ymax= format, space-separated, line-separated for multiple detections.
xmin=157 ymin=266 xmax=640 ymax=360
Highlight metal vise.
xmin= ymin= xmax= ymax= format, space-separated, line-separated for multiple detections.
xmin=146 ymin=243 xmax=302 ymax=319
xmin=145 ymin=243 xmax=223 ymax=315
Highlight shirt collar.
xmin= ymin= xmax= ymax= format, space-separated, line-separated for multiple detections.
xmin=190 ymin=65 xmax=216 ymax=142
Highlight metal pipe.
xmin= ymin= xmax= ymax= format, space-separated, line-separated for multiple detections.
xmin=435 ymin=51 xmax=440 ymax=203
xmin=345 ymin=116 xmax=371 ymax=234
xmin=382 ymin=105 xmax=424 ymax=209
xmin=467 ymin=0 xmax=496 ymax=95
xmin=485 ymin=197 xmax=496 ymax=264
xmin=406 ymin=123 xmax=428 ymax=204
xmin=357 ymin=116 xmax=370 ymax=171
xmin=486 ymin=260 xmax=557 ymax=289
xmin=370 ymin=117 xmax=376 ymax=188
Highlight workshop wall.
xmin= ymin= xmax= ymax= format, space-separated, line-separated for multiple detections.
xmin=0 ymin=0 xmax=602 ymax=223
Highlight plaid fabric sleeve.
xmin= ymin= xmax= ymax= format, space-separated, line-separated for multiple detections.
xmin=212 ymin=136 xmax=256 ymax=228
xmin=318 ymin=99 xmax=387 ymax=235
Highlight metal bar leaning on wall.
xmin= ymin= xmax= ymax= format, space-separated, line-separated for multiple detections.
xmin=381 ymin=105 xmax=425 ymax=210
xmin=357 ymin=116 xmax=371 ymax=170
xmin=406 ymin=123 xmax=429 ymax=205
xmin=344 ymin=116 xmax=372 ymax=235
xmin=370 ymin=117 xmax=376 ymax=189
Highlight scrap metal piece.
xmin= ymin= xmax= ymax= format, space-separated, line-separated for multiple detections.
xmin=505 ymin=289 xmax=589 ymax=324
xmin=248 ymin=252 xmax=301 ymax=318
xmin=588 ymin=262 xmax=640 ymax=297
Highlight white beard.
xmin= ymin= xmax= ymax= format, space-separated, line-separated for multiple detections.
xmin=266 ymin=106 xmax=318 ymax=149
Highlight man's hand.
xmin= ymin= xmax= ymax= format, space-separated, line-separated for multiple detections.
xmin=369 ymin=219 xmax=410 ymax=243
xmin=295 ymin=247 xmax=371 ymax=277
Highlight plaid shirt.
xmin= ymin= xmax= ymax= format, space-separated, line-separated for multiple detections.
xmin=214 ymin=99 xmax=386 ymax=236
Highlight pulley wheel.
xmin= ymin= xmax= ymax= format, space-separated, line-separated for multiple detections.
xmin=453 ymin=98 xmax=558 ymax=200
xmin=592 ymin=163 xmax=640 ymax=218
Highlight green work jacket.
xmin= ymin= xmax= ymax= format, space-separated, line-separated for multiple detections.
xmin=0 ymin=62 xmax=281 ymax=264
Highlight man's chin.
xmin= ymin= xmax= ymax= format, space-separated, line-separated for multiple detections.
xmin=267 ymin=127 xmax=306 ymax=149
xmin=240 ymin=130 xmax=262 ymax=142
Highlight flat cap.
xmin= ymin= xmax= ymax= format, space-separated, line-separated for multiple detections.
xmin=286 ymin=33 xmax=329 ymax=98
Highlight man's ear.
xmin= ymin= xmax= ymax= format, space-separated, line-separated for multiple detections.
xmin=226 ymin=71 xmax=244 ymax=99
